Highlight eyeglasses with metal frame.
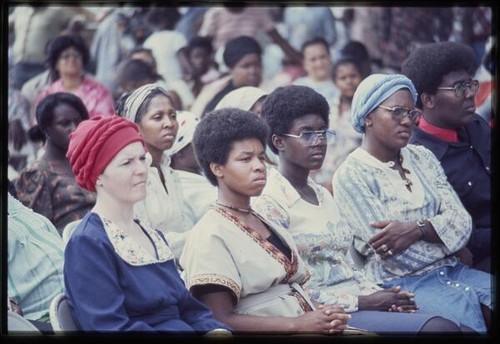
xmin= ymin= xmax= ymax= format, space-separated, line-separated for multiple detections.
xmin=377 ymin=105 xmax=421 ymax=122
xmin=282 ymin=129 xmax=336 ymax=145
xmin=436 ymin=79 xmax=479 ymax=98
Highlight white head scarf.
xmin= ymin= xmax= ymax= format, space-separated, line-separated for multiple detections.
xmin=214 ymin=86 xmax=267 ymax=112
xmin=122 ymin=83 xmax=171 ymax=123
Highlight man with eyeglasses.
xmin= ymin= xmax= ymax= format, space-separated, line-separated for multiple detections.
xmin=402 ymin=41 xmax=491 ymax=274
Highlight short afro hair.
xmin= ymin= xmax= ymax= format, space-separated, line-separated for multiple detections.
xmin=402 ymin=41 xmax=476 ymax=108
xmin=260 ymin=85 xmax=330 ymax=154
xmin=193 ymin=108 xmax=269 ymax=186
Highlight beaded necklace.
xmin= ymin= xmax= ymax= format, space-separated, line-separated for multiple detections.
xmin=215 ymin=201 xmax=252 ymax=213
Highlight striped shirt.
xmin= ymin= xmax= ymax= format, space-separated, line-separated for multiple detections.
xmin=7 ymin=192 xmax=64 ymax=321
xmin=332 ymin=145 xmax=472 ymax=284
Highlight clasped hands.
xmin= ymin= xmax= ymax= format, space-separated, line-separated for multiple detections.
xmin=359 ymin=287 xmax=418 ymax=313
xmin=368 ymin=220 xmax=416 ymax=259
xmin=299 ymin=304 xmax=350 ymax=334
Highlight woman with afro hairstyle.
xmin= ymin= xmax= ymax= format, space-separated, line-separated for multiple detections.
xmin=403 ymin=41 xmax=492 ymax=274
xmin=252 ymin=85 xmax=465 ymax=334
xmin=180 ymin=108 xmax=351 ymax=334
xmin=15 ymin=92 xmax=96 ymax=235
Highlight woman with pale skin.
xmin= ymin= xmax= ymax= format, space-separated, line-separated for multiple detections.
xmin=115 ymin=84 xmax=187 ymax=259
xmin=180 ymin=108 xmax=351 ymax=334
xmin=63 ymin=115 xmax=231 ymax=332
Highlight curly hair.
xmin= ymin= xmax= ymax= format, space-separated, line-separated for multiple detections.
xmin=401 ymin=41 xmax=476 ymax=108
xmin=29 ymin=92 xmax=89 ymax=143
xmin=45 ymin=34 xmax=90 ymax=81
xmin=260 ymin=85 xmax=330 ymax=154
xmin=193 ymin=108 xmax=269 ymax=186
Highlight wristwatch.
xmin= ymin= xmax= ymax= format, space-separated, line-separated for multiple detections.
xmin=416 ymin=219 xmax=426 ymax=239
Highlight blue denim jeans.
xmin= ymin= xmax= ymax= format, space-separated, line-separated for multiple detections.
xmin=382 ymin=263 xmax=492 ymax=333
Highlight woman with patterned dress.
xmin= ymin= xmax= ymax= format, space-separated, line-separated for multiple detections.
xmin=331 ymin=74 xmax=492 ymax=333
xmin=15 ymin=92 xmax=96 ymax=235
xmin=180 ymin=108 xmax=350 ymax=334
xmin=253 ymin=84 xmax=467 ymax=333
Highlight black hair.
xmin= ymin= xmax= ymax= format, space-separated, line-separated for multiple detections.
xmin=300 ymin=37 xmax=330 ymax=58
xmin=401 ymin=41 xmax=477 ymax=108
xmin=339 ymin=40 xmax=371 ymax=77
xmin=116 ymin=58 xmax=160 ymax=88
xmin=260 ymin=85 xmax=330 ymax=154
xmin=193 ymin=108 xmax=269 ymax=186
xmin=186 ymin=36 xmax=214 ymax=56
xmin=332 ymin=57 xmax=363 ymax=80
xmin=340 ymin=40 xmax=369 ymax=63
xmin=45 ymin=34 xmax=90 ymax=80
xmin=145 ymin=7 xmax=181 ymax=30
xmin=29 ymin=92 xmax=89 ymax=143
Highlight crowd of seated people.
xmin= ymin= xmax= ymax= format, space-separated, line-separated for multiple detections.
xmin=6 ymin=4 xmax=493 ymax=336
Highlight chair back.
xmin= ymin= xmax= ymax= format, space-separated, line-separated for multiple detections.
xmin=49 ymin=293 xmax=79 ymax=332
xmin=8 ymin=311 xmax=41 ymax=333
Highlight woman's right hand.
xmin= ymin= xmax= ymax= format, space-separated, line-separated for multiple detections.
xmin=295 ymin=305 xmax=350 ymax=334
xmin=358 ymin=287 xmax=418 ymax=312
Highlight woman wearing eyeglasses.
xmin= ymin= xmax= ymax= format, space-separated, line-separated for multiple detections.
xmin=180 ymin=108 xmax=351 ymax=334
xmin=35 ymin=34 xmax=114 ymax=119
xmin=402 ymin=41 xmax=491 ymax=274
xmin=252 ymin=84 xmax=466 ymax=334
xmin=330 ymin=73 xmax=492 ymax=333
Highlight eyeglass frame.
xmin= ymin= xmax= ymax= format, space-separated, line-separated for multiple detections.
xmin=436 ymin=79 xmax=479 ymax=98
xmin=282 ymin=129 xmax=336 ymax=145
xmin=377 ymin=105 xmax=421 ymax=122
xmin=59 ymin=51 xmax=83 ymax=60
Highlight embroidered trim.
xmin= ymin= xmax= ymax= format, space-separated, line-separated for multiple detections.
xmin=101 ymin=216 xmax=175 ymax=266
xmin=290 ymin=290 xmax=314 ymax=312
xmin=214 ymin=207 xmax=298 ymax=283
xmin=189 ymin=273 xmax=241 ymax=300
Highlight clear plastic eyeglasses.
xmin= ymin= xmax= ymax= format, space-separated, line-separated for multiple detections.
xmin=437 ymin=80 xmax=479 ymax=98
xmin=59 ymin=52 xmax=82 ymax=60
xmin=377 ymin=105 xmax=421 ymax=122
xmin=283 ymin=129 xmax=336 ymax=145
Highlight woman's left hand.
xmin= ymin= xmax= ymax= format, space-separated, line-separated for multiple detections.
xmin=368 ymin=220 xmax=418 ymax=259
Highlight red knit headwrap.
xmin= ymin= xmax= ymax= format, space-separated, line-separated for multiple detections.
xmin=66 ymin=115 xmax=145 ymax=192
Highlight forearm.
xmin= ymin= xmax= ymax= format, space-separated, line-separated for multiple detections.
xmin=415 ymin=219 xmax=443 ymax=243
xmin=267 ymin=28 xmax=302 ymax=65
xmin=215 ymin=312 xmax=298 ymax=333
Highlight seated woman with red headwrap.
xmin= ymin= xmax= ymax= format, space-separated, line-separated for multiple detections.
xmin=63 ymin=115 xmax=231 ymax=333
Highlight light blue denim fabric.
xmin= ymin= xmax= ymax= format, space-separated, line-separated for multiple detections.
xmin=382 ymin=263 xmax=492 ymax=333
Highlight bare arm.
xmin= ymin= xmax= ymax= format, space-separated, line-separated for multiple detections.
xmin=266 ymin=28 xmax=302 ymax=65
xmin=193 ymin=286 xmax=349 ymax=334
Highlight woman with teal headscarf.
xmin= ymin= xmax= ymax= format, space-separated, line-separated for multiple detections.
xmin=332 ymin=74 xmax=492 ymax=333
